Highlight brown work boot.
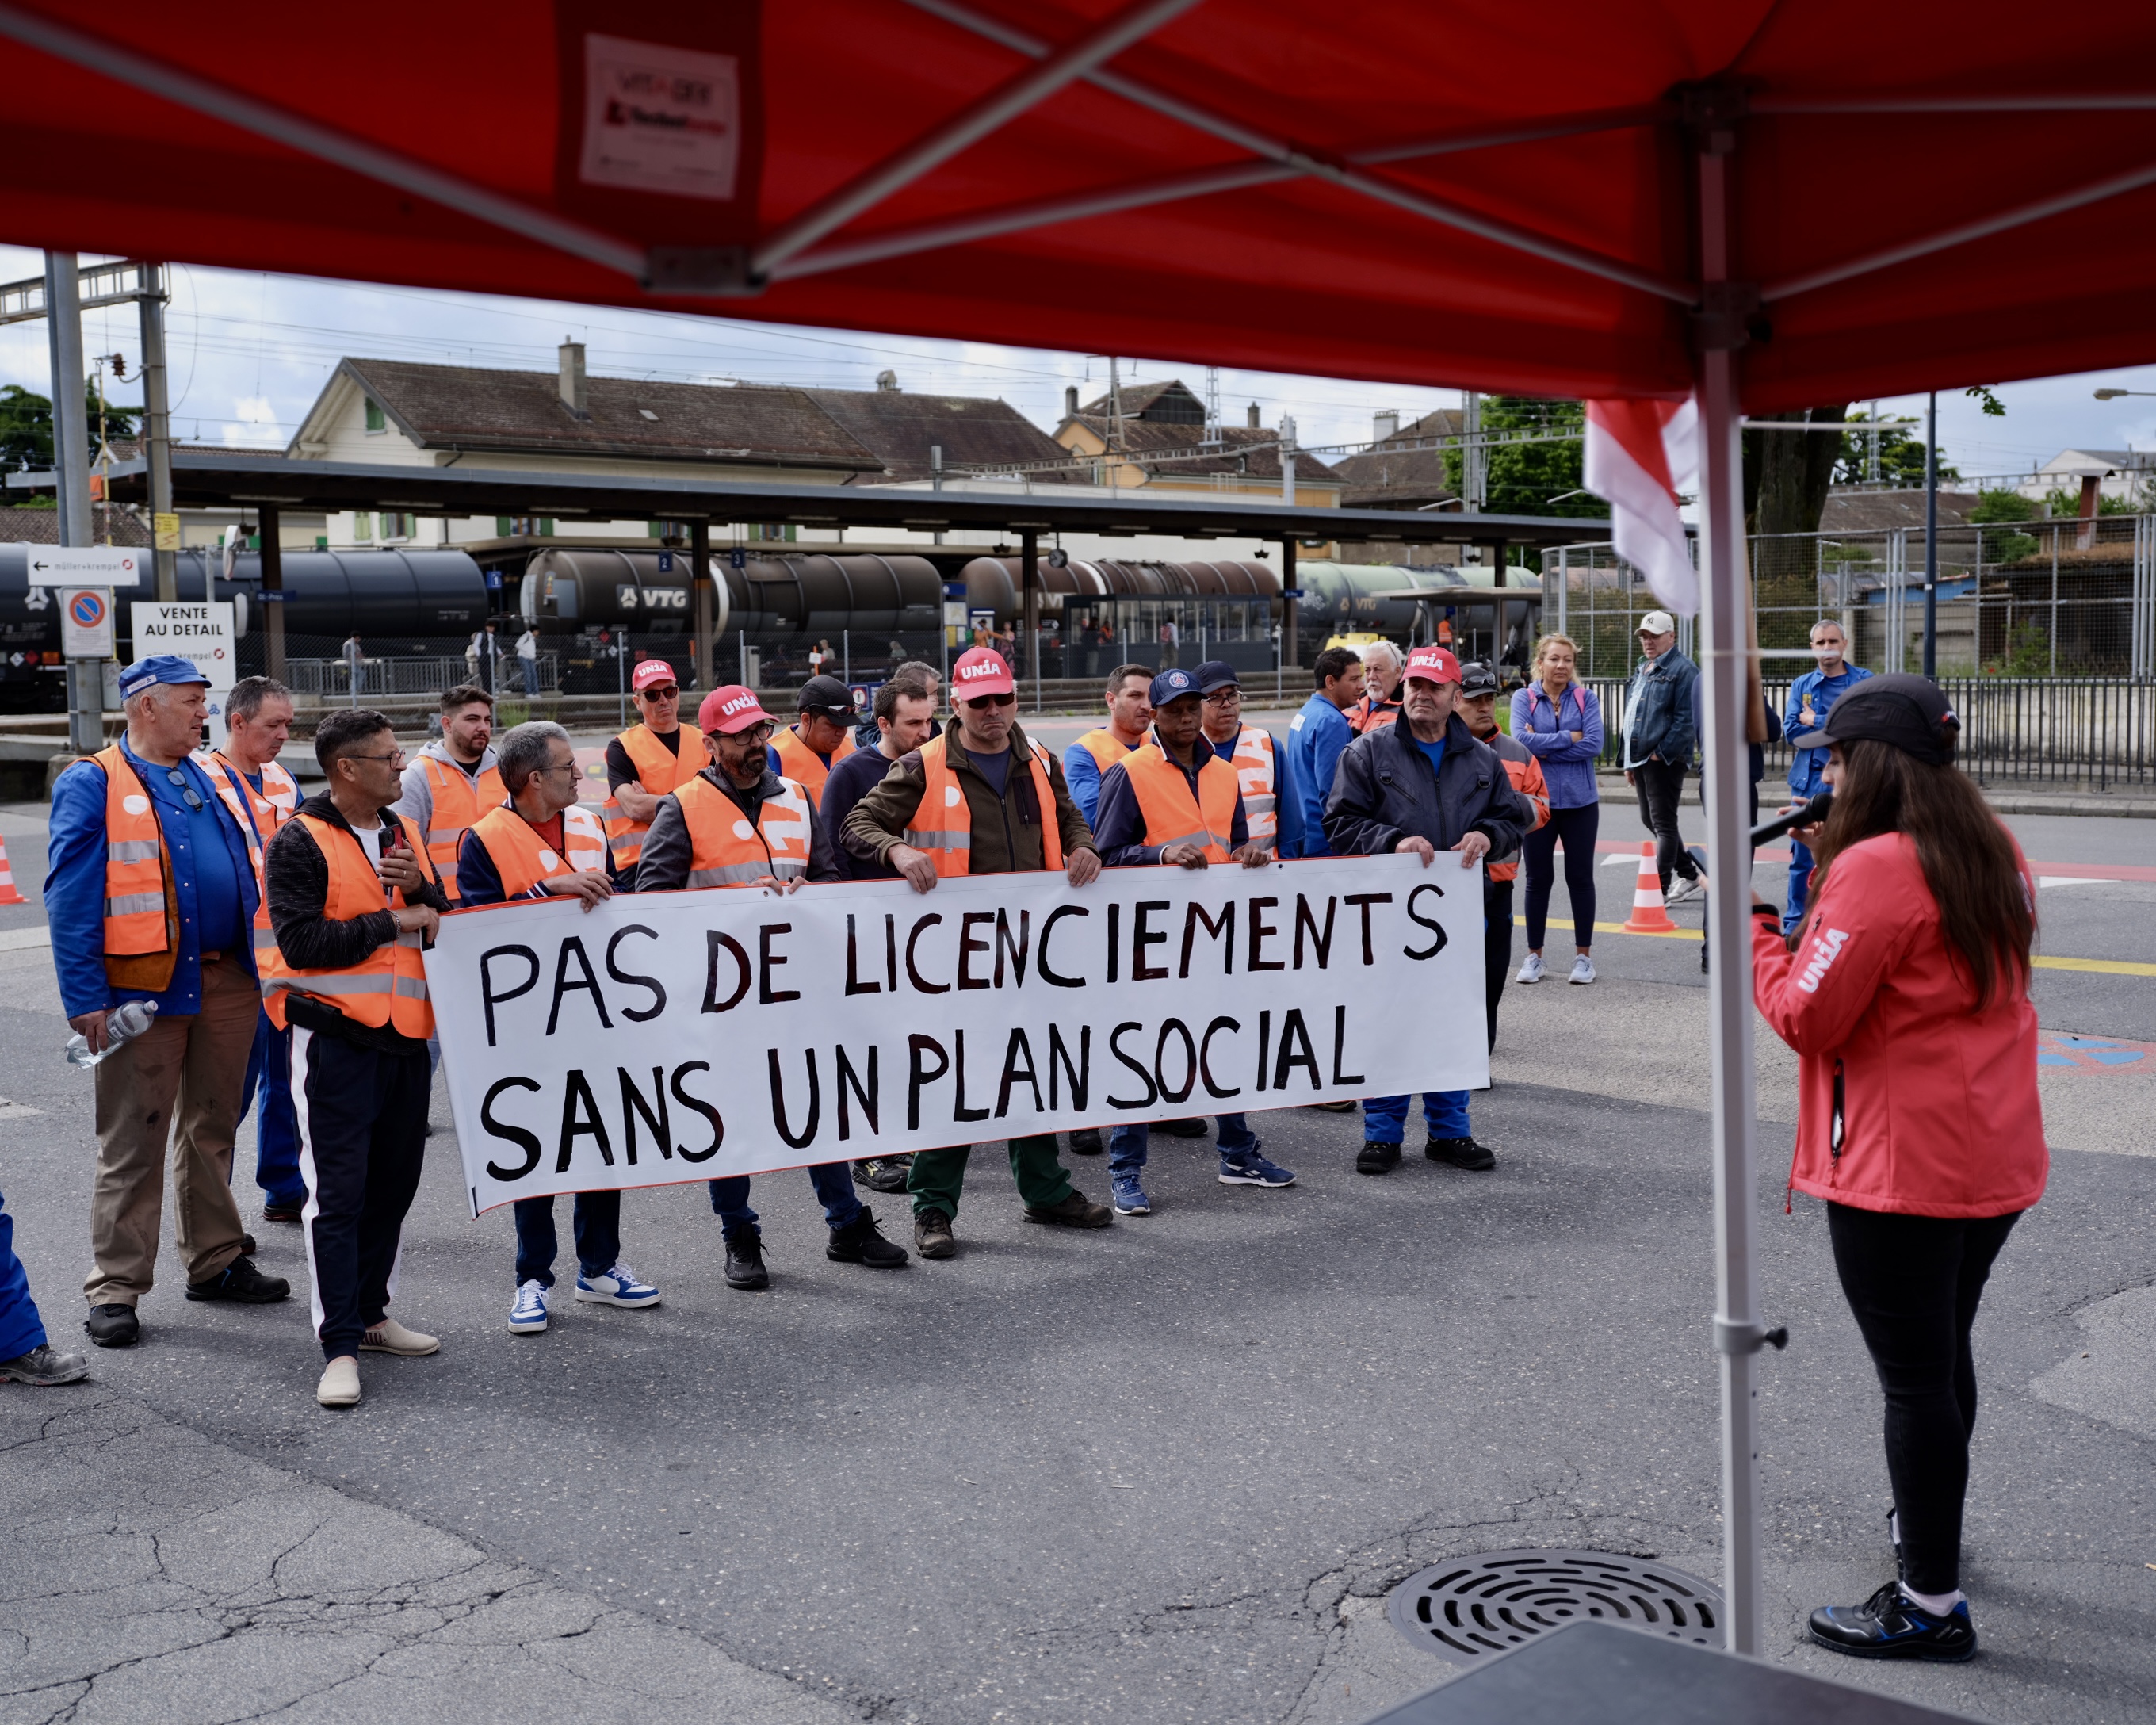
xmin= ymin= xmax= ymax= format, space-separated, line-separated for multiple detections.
xmin=1023 ymin=1190 xmax=1113 ymax=1229
xmin=914 ymin=1210 xmax=958 ymax=1260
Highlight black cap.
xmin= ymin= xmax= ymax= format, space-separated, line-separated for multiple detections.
xmin=797 ymin=675 xmax=857 ymax=717
xmin=1192 ymin=658 xmax=1240 ymax=694
xmin=1816 ymin=673 xmax=1959 ymax=765
xmin=1457 ymin=660 xmax=1500 ymax=698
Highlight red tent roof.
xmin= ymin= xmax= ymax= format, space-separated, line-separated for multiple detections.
xmin=7 ymin=2 xmax=2155 ymax=405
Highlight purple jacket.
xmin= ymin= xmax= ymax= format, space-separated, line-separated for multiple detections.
xmin=1508 ymin=681 xmax=1604 ymax=809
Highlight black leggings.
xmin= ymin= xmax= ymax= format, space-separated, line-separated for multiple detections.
xmin=1826 ymin=1202 xmax=2023 ymax=1596
xmin=1523 ymin=802 xmax=1599 ymax=950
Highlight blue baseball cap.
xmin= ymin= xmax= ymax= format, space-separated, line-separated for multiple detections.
xmin=117 ymin=655 xmax=211 ymax=698
xmin=1148 ymin=667 xmax=1199 ymax=707
xmin=1192 ymin=659 xmax=1240 ymax=694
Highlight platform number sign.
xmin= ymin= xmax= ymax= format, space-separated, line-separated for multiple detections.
xmin=61 ymin=587 xmax=114 ymax=658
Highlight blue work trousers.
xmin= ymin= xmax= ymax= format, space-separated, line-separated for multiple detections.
xmin=1108 ymin=1115 xmax=1256 ymax=1175
xmin=1783 ymin=837 xmax=1817 ymax=935
xmin=1363 ymin=1090 xmax=1470 ymax=1144
xmin=513 ymin=1191 xmax=622 ymax=1287
xmin=0 ymin=1185 xmax=48 ymax=1361
xmin=238 ymin=1012 xmax=305 ymax=1210
xmin=708 ymin=1161 xmax=861 ymax=1239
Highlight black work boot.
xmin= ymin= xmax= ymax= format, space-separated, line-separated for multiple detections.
xmin=1154 ymin=1118 xmax=1210 ymax=1139
xmin=84 ymin=1304 xmax=140 ymax=1348
xmin=914 ymin=1210 xmax=957 ymax=1260
xmin=184 ymin=1256 xmax=291 ymax=1303
xmin=724 ymin=1230 xmax=770 ymax=1291
xmin=1809 ymin=1580 xmax=1976 ymax=1662
xmin=1022 ymin=1190 xmax=1113 ymax=1228
xmin=1355 ymin=1140 xmax=1401 ymax=1175
xmin=852 ymin=1156 xmax=912 ymax=1194
xmin=1067 ymin=1128 xmax=1104 ymax=1155
xmin=828 ymin=1207 xmax=908 ymax=1268
xmin=1426 ymin=1136 xmax=1497 ymax=1171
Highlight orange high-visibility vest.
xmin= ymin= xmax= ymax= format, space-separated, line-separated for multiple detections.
xmin=1226 ymin=725 xmax=1279 ymax=844
xmin=1348 ymin=694 xmax=1401 ymax=735
xmin=1121 ymin=741 xmax=1239 ymax=863
xmin=467 ymin=802 xmax=610 ymax=901
xmin=904 ymin=732 xmax=1064 ymax=877
xmin=420 ymin=753 xmax=505 ymax=902
xmin=1072 ymin=727 xmax=1139 ymax=778
xmin=91 ymin=745 xmax=178 ymax=985
xmin=261 ymin=812 xmax=435 ymax=1038
xmin=770 ymin=725 xmax=854 ymax=810
xmin=208 ymin=751 xmax=300 ymax=957
xmin=673 ymin=773 xmax=814 ymax=888
xmin=1482 ymin=735 xmax=1550 ymax=885
xmin=603 ymin=722 xmax=703 ymax=870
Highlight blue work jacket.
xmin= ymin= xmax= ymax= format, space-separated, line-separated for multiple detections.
xmin=1282 ymin=693 xmax=1355 ymax=858
xmin=1783 ymin=665 xmax=1873 ymax=797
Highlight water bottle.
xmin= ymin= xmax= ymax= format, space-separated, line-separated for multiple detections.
xmin=64 ymin=1000 xmax=158 ymax=1069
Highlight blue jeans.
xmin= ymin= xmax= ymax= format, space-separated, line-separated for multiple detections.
xmin=512 ymin=1191 xmax=621 ymax=1287
xmin=238 ymin=1012 xmax=306 ymax=1210
xmin=1108 ymin=1114 xmax=1256 ymax=1175
xmin=709 ymin=1161 xmax=862 ymax=1238
xmin=1363 ymin=1090 xmax=1470 ymax=1144
xmin=0 ymin=1184 xmax=47 ymax=1362
xmin=1783 ymin=838 xmax=1816 ymax=935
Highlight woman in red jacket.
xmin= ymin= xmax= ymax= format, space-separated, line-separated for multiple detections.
xmin=1751 ymin=675 xmax=2043 ymax=1665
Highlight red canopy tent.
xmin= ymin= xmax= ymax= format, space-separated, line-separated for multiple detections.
xmin=10 ymin=0 xmax=2154 ymax=1654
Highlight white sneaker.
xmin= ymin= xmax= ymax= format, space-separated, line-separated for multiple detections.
xmin=360 ymin=1318 xmax=439 ymax=1356
xmin=316 ymin=1356 xmax=361 ymax=1407
xmin=1569 ymin=955 xmax=1596 ymax=985
xmin=1665 ymin=875 xmax=1704 ymax=905
xmin=1516 ymin=953 xmax=1545 ymax=985
xmin=509 ymin=1279 xmax=549 ymax=1334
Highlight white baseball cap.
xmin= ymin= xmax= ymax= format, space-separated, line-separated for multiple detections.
xmin=1637 ymin=610 xmax=1676 ymax=636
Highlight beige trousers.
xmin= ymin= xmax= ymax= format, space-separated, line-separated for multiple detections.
xmin=85 ymin=956 xmax=260 ymax=1306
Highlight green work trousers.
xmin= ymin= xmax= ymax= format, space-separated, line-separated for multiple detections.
xmin=908 ymin=1134 xmax=1073 ymax=1220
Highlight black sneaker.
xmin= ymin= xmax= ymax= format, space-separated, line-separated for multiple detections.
xmin=0 ymin=1343 xmax=90 ymax=1385
xmin=1067 ymin=1128 xmax=1104 ymax=1155
xmin=84 ymin=1304 xmax=140 ymax=1347
xmin=262 ymin=1206 xmax=304 ymax=1224
xmin=1355 ymin=1140 xmax=1401 ymax=1175
xmin=1426 ymin=1136 xmax=1497 ymax=1172
xmin=724 ymin=1230 xmax=770 ymax=1291
xmin=184 ymin=1256 xmax=291 ymax=1303
xmin=1809 ymin=1580 xmax=1975 ymax=1662
xmin=851 ymin=1156 xmax=912 ymax=1195
xmin=1155 ymin=1118 xmax=1210 ymax=1139
xmin=914 ymin=1211 xmax=957 ymax=1260
xmin=828 ymin=1207 xmax=908 ymax=1268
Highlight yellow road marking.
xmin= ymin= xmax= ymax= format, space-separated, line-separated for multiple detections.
xmin=1582 ymin=923 xmax=2155 ymax=977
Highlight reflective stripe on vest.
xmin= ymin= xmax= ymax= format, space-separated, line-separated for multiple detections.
xmin=1122 ymin=743 xmax=1238 ymax=863
xmin=771 ymin=726 xmax=853 ymax=810
xmin=421 ymin=755 xmax=505 ymax=902
xmin=1229 ymin=725 xmax=1278 ymax=843
xmin=675 ymin=774 xmax=813 ymax=889
xmin=260 ymin=811 xmax=435 ymax=1037
xmin=603 ymin=722 xmax=703 ymax=868
xmin=205 ymin=756 xmax=276 ymax=950
xmin=468 ymin=801 xmax=610 ymax=901
xmin=92 ymin=745 xmax=172 ymax=955
xmin=904 ymin=733 xmax=1064 ymax=877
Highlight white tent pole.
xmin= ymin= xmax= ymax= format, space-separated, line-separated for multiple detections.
xmin=1695 ymin=120 xmax=1771 ymax=1658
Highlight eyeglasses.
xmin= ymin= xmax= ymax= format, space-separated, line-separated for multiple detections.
xmin=724 ymin=724 xmax=777 ymax=747
xmin=345 ymin=749 xmax=407 ymax=767
xmin=1201 ymin=688 xmax=1240 ymax=704
xmin=163 ymin=767 xmax=205 ymax=812
xmin=963 ymin=692 xmax=1016 ymax=709
xmin=535 ymin=761 xmax=579 ymax=778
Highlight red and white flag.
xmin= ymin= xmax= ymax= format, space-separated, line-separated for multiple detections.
xmin=1584 ymin=397 xmax=1699 ymax=616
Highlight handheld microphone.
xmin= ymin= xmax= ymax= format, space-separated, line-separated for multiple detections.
xmin=1751 ymin=791 xmax=1832 ymax=848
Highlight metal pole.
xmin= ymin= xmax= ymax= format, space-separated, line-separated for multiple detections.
xmin=843 ymin=628 xmax=851 ymax=687
xmin=1695 ymin=124 xmax=1768 ymax=1658
xmin=1021 ymin=529 xmax=1040 ymax=714
xmin=48 ymin=251 xmax=105 ymax=754
xmin=740 ymin=627 xmax=747 ymax=686
xmin=135 ymin=263 xmax=178 ymax=604
xmin=690 ymin=518 xmax=713 ymax=691
xmin=1281 ymin=537 xmax=1298 ymax=680
xmin=258 ymin=503 xmax=287 ymax=689
xmin=616 ymin=628 xmax=627 ymax=727
xmin=1922 ymin=391 xmax=1938 ymax=678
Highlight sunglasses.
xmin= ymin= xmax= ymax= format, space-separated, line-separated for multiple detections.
xmin=962 ymin=691 xmax=1016 ymax=709
xmin=163 ymin=767 xmax=205 ymax=812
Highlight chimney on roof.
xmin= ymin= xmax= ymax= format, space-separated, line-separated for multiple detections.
xmin=1246 ymin=402 xmax=1261 ymax=429
xmin=559 ymin=341 xmax=589 ymax=419
xmin=876 ymin=369 xmax=900 ymax=392
xmin=1373 ymin=410 xmax=1399 ymax=442
xmin=1064 ymin=384 xmax=1079 ymax=419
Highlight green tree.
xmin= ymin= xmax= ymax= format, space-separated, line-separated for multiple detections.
xmin=1443 ymin=397 xmax=1602 ymax=518
xmin=1969 ymin=487 xmax=2039 ymax=566
xmin=1832 ymin=411 xmax=1957 ymax=487
xmin=0 ymin=383 xmax=139 ymax=470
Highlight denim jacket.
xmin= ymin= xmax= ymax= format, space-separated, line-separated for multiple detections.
xmin=1622 ymin=648 xmax=1699 ymax=770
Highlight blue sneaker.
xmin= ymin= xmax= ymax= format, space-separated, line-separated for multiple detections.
xmin=1110 ymin=1173 xmax=1152 ymax=1215
xmin=575 ymin=1261 xmax=661 ymax=1308
xmin=1809 ymin=1580 xmax=1975 ymax=1662
xmin=1219 ymin=1142 xmax=1295 ymax=1188
xmin=508 ymin=1279 xmax=548 ymax=1334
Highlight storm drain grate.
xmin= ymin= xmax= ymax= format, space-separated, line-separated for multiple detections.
xmin=1386 ymin=1548 xmax=1722 ymax=1665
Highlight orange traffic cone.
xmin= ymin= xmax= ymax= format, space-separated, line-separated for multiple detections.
xmin=0 ymin=832 xmax=25 ymax=906
xmin=1623 ymin=841 xmax=1677 ymax=934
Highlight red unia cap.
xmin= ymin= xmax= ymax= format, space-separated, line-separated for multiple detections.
xmin=949 ymin=646 xmax=1015 ymax=698
xmin=1403 ymin=644 xmax=1462 ymax=685
xmin=632 ymin=658 xmax=680 ymax=693
xmin=697 ymin=684 xmax=773 ymax=734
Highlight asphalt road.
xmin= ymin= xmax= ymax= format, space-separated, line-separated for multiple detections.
xmin=0 ymin=792 xmax=2150 ymax=1725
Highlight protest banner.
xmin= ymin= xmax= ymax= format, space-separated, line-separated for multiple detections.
xmin=426 ymin=855 xmax=1489 ymax=1215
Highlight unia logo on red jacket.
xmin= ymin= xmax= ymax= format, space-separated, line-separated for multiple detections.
xmin=1796 ymin=927 xmax=1849 ymax=994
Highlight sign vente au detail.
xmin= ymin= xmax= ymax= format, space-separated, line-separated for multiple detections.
xmin=427 ymin=856 xmax=1489 ymax=1214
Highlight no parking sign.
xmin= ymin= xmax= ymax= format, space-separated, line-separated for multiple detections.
xmin=60 ymin=587 xmax=113 ymax=658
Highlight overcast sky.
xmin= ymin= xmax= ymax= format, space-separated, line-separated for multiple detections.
xmin=6 ymin=243 xmax=2154 ymax=482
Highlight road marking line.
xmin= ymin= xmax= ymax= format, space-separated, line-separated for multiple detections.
xmin=1581 ymin=921 xmax=2154 ymax=976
